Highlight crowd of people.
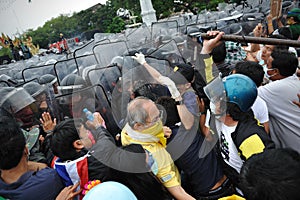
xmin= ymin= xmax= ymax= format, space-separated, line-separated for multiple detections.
xmin=0 ymin=8 xmax=300 ymax=200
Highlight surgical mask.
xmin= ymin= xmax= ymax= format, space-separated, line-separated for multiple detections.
xmin=263 ymin=65 xmax=277 ymax=79
xmin=263 ymin=65 xmax=271 ymax=78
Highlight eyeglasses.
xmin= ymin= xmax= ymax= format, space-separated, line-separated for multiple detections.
xmin=144 ymin=110 xmax=163 ymax=126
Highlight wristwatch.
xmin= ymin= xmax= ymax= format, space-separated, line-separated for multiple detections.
xmin=175 ymin=99 xmax=184 ymax=105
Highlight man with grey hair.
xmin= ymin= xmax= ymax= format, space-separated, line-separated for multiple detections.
xmin=121 ymin=97 xmax=195 ymax=200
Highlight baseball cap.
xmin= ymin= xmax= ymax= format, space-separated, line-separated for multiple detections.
xmin=169 ymin=63 xmax=195 ymax=84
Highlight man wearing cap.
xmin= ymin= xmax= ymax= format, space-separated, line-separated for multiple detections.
xmin=286 ymin=8 xmax=300 ymax=40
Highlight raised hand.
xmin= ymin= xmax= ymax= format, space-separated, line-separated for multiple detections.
xmin=132 ymin=52 xmax=146 ymax=65
xmin=40 ymin=112 xmax=56 ymax=133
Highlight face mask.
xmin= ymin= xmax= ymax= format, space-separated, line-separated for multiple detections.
xmin=263 ymin=65 xmax=277 ymax=79
xmin=22 ymin=127 xmax=40 ymax=151
xmin=141 ymin=120 xmax=166 ymax=147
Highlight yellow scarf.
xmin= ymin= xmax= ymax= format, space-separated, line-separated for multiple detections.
xmin=122 ymin=121 xmax=167 ymax=147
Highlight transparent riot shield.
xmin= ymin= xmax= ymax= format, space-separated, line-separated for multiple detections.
xmin=54 ymin=58 xmax=79 ymax=85
xmin=22 ymin=64 xmax=55 ymax=82
xmin=93 ymin=41 xmax=129 ymax=67
xmin=125 ymin=24 xmax=152 ymax=50
xmin=55 ymin=84 xmax=120 ymax=137
xmin=84 ymin=64 xmax=122 ymax=103
xmin=111 ymin=53 xmax=219 ymax=161
xmin=73 ymin=39 xmax=96 ymax=57
xmin=73 ymin=39 xmax=111 ymax=76
xmin=151 ymin=20 xmax=179 ymax=42
xmin=43 ymin=82 xmax=62 ymax=122
xmin=149 ymin=39 xmax=185 ymax=65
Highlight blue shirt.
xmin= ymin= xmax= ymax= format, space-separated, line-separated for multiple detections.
xmin=0 ymin=167 xmax=64 ymax=200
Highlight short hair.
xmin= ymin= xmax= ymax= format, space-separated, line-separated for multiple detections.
xmin=211 ymin=41 xmax=226 ymax=63
xmin=126 ymin=97 xmax=152 ymax=127
xmin=271 ymin=50 xmax=298 ymax=77
xmin=51 ymin=119 xmax=80 ymax=161
xmin=156 ymin=96 xmax=180 ymax=128
xmin=234 ymin=61 xmax=264 ymax=87
xmin=133 ymin=81 xmax=157 ymax=102
xmin=0 ymin=108 xmax=26 ymax=170
xmin=240 ymin=148 xmax=300 ymax=200
xmin=226 ymin=102 xmax=253 ymax=121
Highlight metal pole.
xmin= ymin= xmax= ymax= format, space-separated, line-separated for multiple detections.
xmin=199 ymin=33 xmax=300 ymax=47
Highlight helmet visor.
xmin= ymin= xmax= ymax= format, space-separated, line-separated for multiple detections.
xmin=0 ymin=88 xmax=35 ymax=114
xmin=203 ymin=76 xmax=227 ymax=116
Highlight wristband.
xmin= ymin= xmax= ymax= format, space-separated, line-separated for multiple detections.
xmin=175 ymin=99 xmax=184 ymax=105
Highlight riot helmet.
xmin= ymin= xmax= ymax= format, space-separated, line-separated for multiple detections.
xmin=23 ymin=82 xmax=46 ymax=98
xmin=38 ymin=74 xmax=57 ymax=85
xmin=58 ymin=74 xmax=87 ymax=95
xmin=204 ymin=74 xmax=257 ymax=115
xmin=0 ymin=87 xmax=35 ymax=114
xmin=223 ymin=74 xmax=257 ymax=112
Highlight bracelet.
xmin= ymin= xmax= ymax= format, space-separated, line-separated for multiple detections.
xmin=200 ymin=111 xmax=206 ymax=115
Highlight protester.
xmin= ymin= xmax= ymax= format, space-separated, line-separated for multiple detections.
xmin=0 ymin=107 xmax=65 ymax=199
xmin=121 ymin=97 xmax=195 ymax=200
xmin=232 ymin=61 xmax=270 ymax=133
xmin=51 ymin=118 xmax=112 ymax=199
xmin=132 ymin=52 xmax=234 ymax=199
xmin=258 ymin=50 xmax=300 ymax=153
xmin=286 ymin=8 xmax=300 ymax=40
xmin=240 ymin=148 xmax=300 ymax=200
xmin=203 ymin=73 xmax=275 ymax=189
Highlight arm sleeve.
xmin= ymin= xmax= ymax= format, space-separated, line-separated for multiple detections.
xmin=238 ymin=134 xmax=266 ymax=160
xmin=91 ymin=127 xmax=147 ymax=173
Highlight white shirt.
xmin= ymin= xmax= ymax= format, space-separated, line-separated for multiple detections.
xmin=215 ymin=120 xmax=243 ymax=173
xmin=251 ymin=95 xmax=269 ymax=123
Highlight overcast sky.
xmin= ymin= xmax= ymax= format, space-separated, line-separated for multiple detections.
xmin=0 ymin=0 xmax=107 ymax=37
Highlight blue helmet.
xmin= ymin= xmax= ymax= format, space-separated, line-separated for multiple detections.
xmin=223 ymin=74 xmax=257 ymax=112
xmin=83 ymin=181 xmax=137 ymax=200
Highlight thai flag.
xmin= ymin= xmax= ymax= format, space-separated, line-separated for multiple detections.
xmin=54 ymin=154 xmax=89 ymax=199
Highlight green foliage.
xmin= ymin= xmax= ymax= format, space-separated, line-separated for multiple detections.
xmin=107 ymin=17 xmax=126 ymax=33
